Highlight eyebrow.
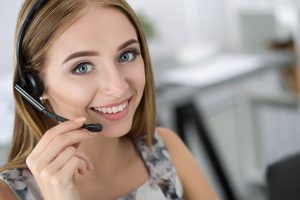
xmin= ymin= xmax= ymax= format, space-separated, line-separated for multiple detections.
xmin=117 ymin=39 xmax=139 ymax=51
xmin=62 ymin=39 xmax=139 ymax=65
xmin=63 ymin=51 xmax=99 ymax=64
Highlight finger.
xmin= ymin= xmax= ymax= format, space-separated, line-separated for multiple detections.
xmin=38 ymin=147 xmax=93 ymax=180
xmin=55 ymin=157 xmax=88 ymax=184
xmin=75 ymin=151 xmax=94 ymax=170
xmin=30 ymin=117 xmax=86 ymax=158
xmin=49 ymin=146 xmax=94 ymax=172
xmin=31 ymin=129 xmax=95 ymax=171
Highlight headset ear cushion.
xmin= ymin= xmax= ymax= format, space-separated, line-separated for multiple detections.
xmin=25 ymin=73 xmax=44 ymax=98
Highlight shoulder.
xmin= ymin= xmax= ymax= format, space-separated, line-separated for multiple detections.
xmin=0 ymin=179 xmax=17 ymax=200
xmin=157 ymin=127 xmax=220 ymax=200
xmin=156 ymin=127 xmax=195 ymax=174
xmin=0 ymin=168 xmax=34 ymax=200
xmin=156 ymin=127 xmax=190 ymax=163
xmin=156 ymin=127 xmax=184 ymax=151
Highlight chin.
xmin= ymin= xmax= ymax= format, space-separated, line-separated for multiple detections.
xmin=100 ymin=120 xmax=133 ymax=138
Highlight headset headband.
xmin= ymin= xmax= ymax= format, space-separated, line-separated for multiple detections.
xmin=17 ymin=0 xmax=47 ymax=88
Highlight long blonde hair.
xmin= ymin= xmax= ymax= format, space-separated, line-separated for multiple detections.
xmin=1 ymin=0 xmax=156 ymax=171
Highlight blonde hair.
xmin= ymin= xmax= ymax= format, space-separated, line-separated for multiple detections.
xmin=1 ymin=0 xmax=156 ymax=171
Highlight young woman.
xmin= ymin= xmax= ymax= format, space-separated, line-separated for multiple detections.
xmin=0 ymin=0 xmax=220 ymax=199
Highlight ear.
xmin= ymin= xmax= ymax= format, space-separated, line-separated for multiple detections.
xmin=41 ymin=87 xmax=49 ymax=100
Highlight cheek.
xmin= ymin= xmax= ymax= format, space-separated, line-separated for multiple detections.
xmin=127 ymin=60 xmax=146 ymax=94
xmin=45 ymin=76 xmax=96 ymax=117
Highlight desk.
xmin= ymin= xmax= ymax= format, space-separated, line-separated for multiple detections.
xmin=156 ymin=51 xmax=293 ymax=102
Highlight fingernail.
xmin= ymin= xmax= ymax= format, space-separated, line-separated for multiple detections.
xmin=74 ymin=117 xmax=86 ymax=123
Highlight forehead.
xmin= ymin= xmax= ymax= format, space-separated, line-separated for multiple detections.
xmin=47 ymin=6 xmax=138 ymax=59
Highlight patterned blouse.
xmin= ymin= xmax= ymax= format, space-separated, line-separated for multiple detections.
xmin=0 ymin=131 xmax=184 ymax=200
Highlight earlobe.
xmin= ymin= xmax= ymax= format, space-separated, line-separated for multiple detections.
xmin=39 ymin=96 xmax=47 ymax=104
xmin=40 ymin=88 xmax=49 ymax=103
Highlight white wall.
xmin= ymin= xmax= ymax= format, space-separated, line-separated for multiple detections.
xmin=0 ymin=1 xmax=23 ymax=145
xmin=0 ymin=0 xmax=23 ymax=75
xmin=127 ymin=0 xmax=231 ymax=57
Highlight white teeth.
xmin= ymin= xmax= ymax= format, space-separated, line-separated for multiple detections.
xmin=118 ymin=104 xmax=124 ymax=111
xmin=94 ymin=100 xmax=129 ymax=114
xmin=112 ymin=107 xmax=118 ymax=113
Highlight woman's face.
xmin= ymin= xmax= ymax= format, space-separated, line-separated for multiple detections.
xmin=42 ymin=6 xmax=145 ymax=137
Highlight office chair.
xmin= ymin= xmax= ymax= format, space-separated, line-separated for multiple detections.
xmin=266 ymin=152 xmax=300 ymax=200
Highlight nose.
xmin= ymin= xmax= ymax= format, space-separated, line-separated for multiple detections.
xmin=99 ymin=63 xmax=129 ymax=98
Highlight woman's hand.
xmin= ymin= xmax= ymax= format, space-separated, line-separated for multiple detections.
xmin=26 ymin=117 xmax=96 ymax=200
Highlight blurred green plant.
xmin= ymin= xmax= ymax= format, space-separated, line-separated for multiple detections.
xmin=137 ymin=12 xmax=157 ymax=40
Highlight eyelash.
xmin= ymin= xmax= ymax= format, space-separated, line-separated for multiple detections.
xmin=71 ymin=62 xmax=93 ymax=75
xmin=70 ymin=47 xmax=141 ymax=75
xmin=118 ymin=48 xmax=141 ymax=63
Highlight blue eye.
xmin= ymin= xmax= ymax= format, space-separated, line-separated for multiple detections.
xmin=119 ymin=52 xmax=134 ymax=62
xmin=118 ymin=49 xmax=140 ymax=63
xmin=72 ymin=62 xmax=93 ymax=75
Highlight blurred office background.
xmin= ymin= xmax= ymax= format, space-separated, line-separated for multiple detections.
xmin=2 ymin=0 xmax=300 ymax=199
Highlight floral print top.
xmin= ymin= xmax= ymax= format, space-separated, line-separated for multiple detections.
xmin=0 ymin=130 xmax=184 ymax=200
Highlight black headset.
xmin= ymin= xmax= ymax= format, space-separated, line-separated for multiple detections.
xmin=14 ymin=0 xmax=102 ymax=132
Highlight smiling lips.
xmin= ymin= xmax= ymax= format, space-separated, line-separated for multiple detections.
xmin=91 ymin=99 xmax=130 ymax=121
xmin=93 ymin=100 xmax=129 ymax=114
